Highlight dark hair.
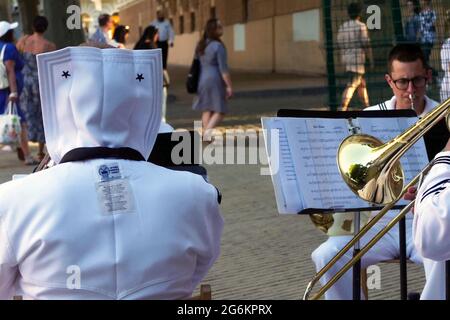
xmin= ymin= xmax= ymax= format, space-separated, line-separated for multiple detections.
xmin=388 ymin=43 xmax=428 ymax=73
xmin=0 ymin=29 xmax=14 ymax=43
xmin=113 ymin=25 xmax=129 ymax=44
xmin=348 ymin=2 xmax=363 ymax=20
xmin=33 ymin=15 xmax=49 ymax=33
xmin=134 ymin=25 xmax=158 ymax=50
xmin=407 ymin=0 xmax=421 ymax=15
xmin=98 ymin=14 xmax=111 ymax=27
xmin=197 ymin=19 xmax=223 ymax=55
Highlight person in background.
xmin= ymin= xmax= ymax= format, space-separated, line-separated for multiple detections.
xmin=337 ymin=2 xmax=373 ymax=111
xmin=192 ymin=19 xmax=232 ymax=135
xmin=112 ymin=25 xmax=130 ymax=49
xmin=0 ymin=21 xmax=38 ymax=165
xmin=150 ymin=10 xmax=174 ymax=70
xmin=90 ymin=14 xmax=117 ymax=47
xmin=16 ymin=16 xmax=56 ymax=161
xmin=440 ymin=10 xmax=450 ymax=101
xmin=419 ymin=0 xmax=436 ymax=64
xmin=134 ymin=25 xmax=158 ymax=50
xmin=404 ymin=0 xmax=421 ymax=43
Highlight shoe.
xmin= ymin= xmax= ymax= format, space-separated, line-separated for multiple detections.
xmin=24 ymin=156 xmax=39 ymax=166
xmin=17 ymin=147 xmax=25 ymax=161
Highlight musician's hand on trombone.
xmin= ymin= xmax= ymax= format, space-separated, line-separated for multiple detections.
xmin=404 ymin=186 xmax=417 ymax=214
xmin=445 ymin=137 xmax=450 ymax=151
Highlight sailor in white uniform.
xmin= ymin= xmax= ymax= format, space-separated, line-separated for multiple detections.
xmin=312 ymin=44 xmax=436 ymax=299
xmin=414 ymin=138 xmax=450 ymax=300
xmin=0 ymin=47 xmax=223 ymax=300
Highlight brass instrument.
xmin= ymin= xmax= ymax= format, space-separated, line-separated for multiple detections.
xmin=303 ymin=97 xmax=450 ymax=300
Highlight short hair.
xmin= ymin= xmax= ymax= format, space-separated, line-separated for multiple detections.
xmin=33 ymin=16 xmax=48 ymax=33
xmin=348 ymin=2 xmax=363 ymax=19
xmin=98 ymin=14 xmax=111 ymax=27
xmin=388 ymin=43 xmax=428 ymax=73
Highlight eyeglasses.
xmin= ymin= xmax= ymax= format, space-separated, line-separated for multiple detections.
xmin=390 ymin=76 xmax=428 ymax=90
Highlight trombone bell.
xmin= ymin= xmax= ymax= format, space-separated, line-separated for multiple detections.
xmin=337 ymin=134 xmax=404 ymax=205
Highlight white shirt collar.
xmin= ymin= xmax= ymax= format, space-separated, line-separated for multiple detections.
xmin=388 ymin=95 xmax=438 ymax=117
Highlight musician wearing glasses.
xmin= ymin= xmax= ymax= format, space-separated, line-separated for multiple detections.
xmin=312 ymin=44 xmax=437 ymax=300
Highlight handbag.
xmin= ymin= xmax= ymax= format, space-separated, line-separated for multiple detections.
xmin=0 ymin=101 xmax=21 ymax=146
xmin=0 ymin=44 xmax=9 ymax=90
xmin=186 ymin=56 xmax=201 ymax=94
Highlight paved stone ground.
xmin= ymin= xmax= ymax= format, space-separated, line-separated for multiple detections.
xmin=0 ymin=69 xmax=427 ymax=300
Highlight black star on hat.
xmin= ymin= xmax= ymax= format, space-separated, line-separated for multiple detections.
xmin=62 ymin=71 xmax=71 ymax=79
xmin=136 ymin=74 xmax=144 ymax=82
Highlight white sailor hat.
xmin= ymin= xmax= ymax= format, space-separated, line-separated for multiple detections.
xmin=37 ymin=47 xmax=163 ymax=164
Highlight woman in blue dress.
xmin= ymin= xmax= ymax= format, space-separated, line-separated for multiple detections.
xmin=17 ymin=16 xmax=56 ymax=161
xmin=192 ymin=19 xmax=233 ymax=133
xmin=0 ymin=21 xmax=38 ymax=165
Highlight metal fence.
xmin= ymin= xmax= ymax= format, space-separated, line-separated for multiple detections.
xmin=324 ymin=0 xmax=450 ymax=110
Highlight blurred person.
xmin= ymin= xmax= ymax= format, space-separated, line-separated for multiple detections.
xmin=112 ymin=25 xmax=130 ymax=49
xmin=0 ymin=46 xmax=223 ymax=300
xmin=419 ymin=0 xmax=436 ymax=64
xmin=0 ymin=21 xmax=38 ymax=165
xmin=192 ymin=19 xmax=232 ymax=134
xmin=404 ymin=0 xmax=421 ymax=43
xmin=134 ymin=25 xmax=159 ymax=50
xmin=90 ymin=14 xmax=117 ymax=48
xmin=440 ymin=11 xmax=450 ymax=101
xmin=337 ymin=2 xmax=373 ymax=111
xmin=150 ymin=10 xmax=174 ymax=70
xmin=16 ymin=16 xmax=56 ymax=161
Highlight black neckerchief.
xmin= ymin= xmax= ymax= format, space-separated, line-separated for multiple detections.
xmin=60 ymin=147 xmax=145 ymax=164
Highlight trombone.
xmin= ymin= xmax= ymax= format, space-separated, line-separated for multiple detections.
xmin=303 ymin=98 xmax=450 ymax=300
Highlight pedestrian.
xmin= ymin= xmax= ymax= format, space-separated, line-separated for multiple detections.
xmin=150 ymin=10 xmax=174 ymax=70
xmin=419 ymin=0 xmax=436 ymax=64
xmin=192 ymin=19 xmax=233 ymax=135
xmin=134 ymin=25 xmax=158 ymax=50
xmin=0 ymin=21 xmax=38 ymax=165
xmin=404 ymin=0 xmax=421 ymax=43
xmin=440 ymin=10 xmax=450 ymax=101
xmin=89 ymin=13 xmax=117 ymax=47
xmin=337 ymin=2 xmax=373 ymax=111
xmin=112 ymin=25 xmax=130 ymax=49
xmin=16 ymin=15 xmax=56 ymax=161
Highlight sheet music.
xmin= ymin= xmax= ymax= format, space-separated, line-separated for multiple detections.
xmin=262 ymin=114 xmax=429 ymax=215
xmin=262 ymin=118 xmax=302 ymax=213
xmin=283 ymin=118 xmax=367 ymax=210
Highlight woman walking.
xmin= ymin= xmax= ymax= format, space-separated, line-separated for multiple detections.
xmin=0 ymin=21 xmax=38 ymax=165
xmin=17 ymin=16 xmax=56 ymax=161
xmin=192 ymin=19 xmax=232 ymax=135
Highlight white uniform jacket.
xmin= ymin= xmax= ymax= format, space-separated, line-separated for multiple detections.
xmin=0 ymin=47 xmax=224 ymax=300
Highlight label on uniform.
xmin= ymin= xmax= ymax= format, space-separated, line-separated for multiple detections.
xmin=95 ymin=163 xmax=135 ymax=215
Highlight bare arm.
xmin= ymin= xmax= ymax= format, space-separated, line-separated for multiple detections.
xmin=4 ymin=60 xmax=18 ymax=102
xmin=222 ymin=73 xmax=233 ymax=99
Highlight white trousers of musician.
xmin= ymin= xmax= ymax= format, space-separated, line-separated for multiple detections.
xmin=311 ymin=217 xmax=423 ymax=300
xmin=421 ymin=259 xmax=446 ymax=300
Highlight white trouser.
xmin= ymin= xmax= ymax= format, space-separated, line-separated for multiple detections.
xmin=311 ymin=217 xmax=422 ymax=300
xmin=421 ymin=259 xmax=446 ymax=300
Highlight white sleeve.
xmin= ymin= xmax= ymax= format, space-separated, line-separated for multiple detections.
xmin=0 ymin=215 xmax=18 ymax=299
xmin=441 ymin=41 xmax=450 ymax=72
xmin=414 ymin=151 xmax=450 ymax=261
xmin=190 ymin=179 xmax=224 ymax=289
